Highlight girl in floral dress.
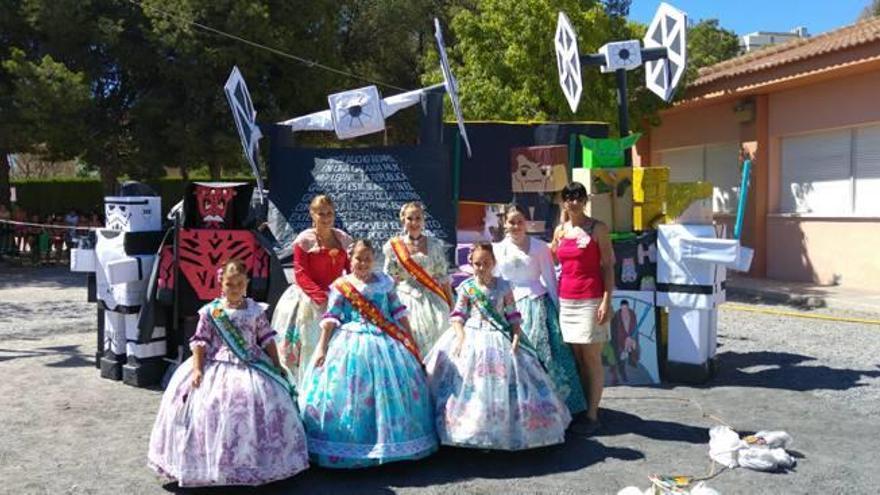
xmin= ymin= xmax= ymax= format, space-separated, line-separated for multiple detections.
xmin=424 ymin=242 xmax=571 ymax=450
xmin=272 ymin=195 xmax=352 ymax=387
xmin=383 ymin=202 xmax=452 ymax=355
xmin=299 ymin=239 xmax=438 ymax=468
xmin=495 ymin=204 xmax=587 ymax=416
xmin=149 ymin=259 xmax=308 ymax=487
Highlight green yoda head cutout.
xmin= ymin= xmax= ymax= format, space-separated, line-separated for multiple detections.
xmin=580 ymin=133 xmax=642 ymax=169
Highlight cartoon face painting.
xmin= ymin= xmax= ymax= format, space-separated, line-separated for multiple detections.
xmin=194 ymin=185 xmax=237 ymax=229
xmin=104 ymin=196 xmax=161 ymax=232
xmin=510 ymin=145 xmax=569 ymax=193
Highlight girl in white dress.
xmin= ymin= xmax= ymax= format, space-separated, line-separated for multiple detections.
xmin=383 ymin=202 xmax=452 ymax=355
xmin=495 ymin=204 xmax=587 ymax=416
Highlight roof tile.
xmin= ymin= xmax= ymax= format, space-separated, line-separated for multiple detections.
xmin=693 ymin=16 xmax=880 ymax=86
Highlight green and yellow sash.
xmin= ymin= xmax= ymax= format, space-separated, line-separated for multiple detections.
xmin=461 ymin=279 xmax=540 ymax=359
xmin=206 ymin=299 xmax=296 ymax=400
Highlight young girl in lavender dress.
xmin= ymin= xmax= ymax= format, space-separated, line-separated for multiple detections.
xmin=148 ymin=259 xmax=308 ymax=487
xmin=424 ymin=242 xmax=571 ymax=450
xmin=299 ymin=239 xmax=438 ymax=468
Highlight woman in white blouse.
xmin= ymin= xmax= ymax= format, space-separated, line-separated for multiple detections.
xmin=494 ymin=204 xmax=587 ymax=416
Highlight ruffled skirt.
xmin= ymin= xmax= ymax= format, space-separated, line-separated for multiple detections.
xmin=396 ymin=282 xmax=450 ymax=356
xmin=148 ymin=357 xmax=309 ymax=487
xmin=517 ymin=295 xmax=587 ymax=415
xmin=424 ymin=323 xmax=571 ymax=450
xmin=271 ymin=284 xmax=322 ymax=387
xmin=298 ymin=325 xmax=438 ymax=468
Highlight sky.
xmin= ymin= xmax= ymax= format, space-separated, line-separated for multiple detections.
xmin=629 ymin=0 xmax=871 ymax=37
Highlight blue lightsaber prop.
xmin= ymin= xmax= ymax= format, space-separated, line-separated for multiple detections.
xmin=734 ymin=158 xmax=752 ymax=240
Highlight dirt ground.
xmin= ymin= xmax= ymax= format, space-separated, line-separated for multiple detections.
xmin=1 ymin=265 xmax=879 ymax=494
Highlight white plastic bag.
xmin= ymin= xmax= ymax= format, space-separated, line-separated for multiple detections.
xmin=738 ymin=446 xmax=795 ymax=472
xmin=748 ymin=430 xmax=792 ymax=449
xmin=709 ymin=425 xmax=746 ymax=468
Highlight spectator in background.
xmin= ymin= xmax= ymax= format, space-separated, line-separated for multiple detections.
xmin=64 ymin=208 xmax=80 ymax=252
xmin=28 ymin=213 xmax=46 ymax=264
xmin=50 ymin=213 xmax=66 ymax=264
xmin=77 ymin=211 xmax=104 ymax=249
xmin=0 ymin=204 xmax=11 ymax=258
xmin=12 ymin=206 xmax=27 ymax=254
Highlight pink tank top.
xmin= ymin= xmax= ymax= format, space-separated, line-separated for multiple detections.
xmin=557 ymin=227 xmax=605 ymax=300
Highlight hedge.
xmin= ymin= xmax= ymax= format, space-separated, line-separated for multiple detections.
xmin=10 ymin=177 xmax=255 ymax=217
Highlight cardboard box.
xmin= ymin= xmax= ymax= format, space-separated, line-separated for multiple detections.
xmin=572 ymin=167 xmax=633 ymax=233
xmin=665 ymin=182 xmax=713 ymax=224
xmin=632 ymin=166 xmax=669 ymax=230
xmin=613 ymin=230 xmax=657 ymax=291
xmin=580 ymin=134 xmax=641 ymax=169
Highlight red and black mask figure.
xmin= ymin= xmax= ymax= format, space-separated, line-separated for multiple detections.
xmin=194 ymin=185 xmax=237 ymax=229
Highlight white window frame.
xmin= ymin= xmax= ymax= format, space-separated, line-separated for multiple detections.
xmin=779 ymin=123 xmax=880 ymax=218
xmin=659 ymin=142 xmax=741 ymax=215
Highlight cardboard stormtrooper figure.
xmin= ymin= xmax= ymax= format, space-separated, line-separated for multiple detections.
xmin=70 ymin=184 xmax=165 ymax=385
xmin=139 ymin=182 xmax=284 ymax=367
xmin=656 ymin=212 xmax=753 ymax=383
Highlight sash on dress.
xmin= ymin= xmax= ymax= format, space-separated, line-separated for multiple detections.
xmin=461 ymin=280 xmax=541 ymax=360
xmin=390 ymin=237 xmax=452 ymax=309
xmin=206 ymin=299 xmax=297 ymax=400
xmin=334 ymin=278 xmax=423 ymax=361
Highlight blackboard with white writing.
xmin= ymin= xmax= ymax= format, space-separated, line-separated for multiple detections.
xmin=268 ymin=145 xmax=455 ymax=253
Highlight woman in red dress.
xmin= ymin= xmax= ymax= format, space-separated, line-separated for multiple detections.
xmin=271 ymin=195 xmax=352 ymax=387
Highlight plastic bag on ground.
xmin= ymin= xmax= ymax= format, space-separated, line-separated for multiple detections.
xmin=738 ymin=446 xmax=796 ymax=472
xmin=709 ymin=425 xmax=746 ymax=468
xmin=746 ymin=430 xmax=792 ymax=449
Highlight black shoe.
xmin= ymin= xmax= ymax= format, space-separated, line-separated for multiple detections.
xmin=569 ymin=418 xmax=602 ymax=437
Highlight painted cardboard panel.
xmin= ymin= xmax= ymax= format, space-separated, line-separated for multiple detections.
xmin=603 ymin=290 xmax=661 ymax=386
xmin=572 ymin=167 xmax=633 ymax=233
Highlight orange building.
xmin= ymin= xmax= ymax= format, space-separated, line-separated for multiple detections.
xmin=635 ymin=17 xmax=880 ymax=290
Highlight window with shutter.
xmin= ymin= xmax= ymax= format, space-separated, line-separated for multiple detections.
xmin=660 ymin=146 xmax=704 ymax=182
xmin=854 ymin=125 xmax=880 ymax=216
xmin=659 ymin=143 xmax=740 ymax=213
xmin=780 ymin=129 xmax=851 ymax=215
xmin=705 ymin=143 xmax=741 ymax=214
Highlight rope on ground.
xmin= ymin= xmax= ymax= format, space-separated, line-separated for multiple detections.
xmin=603 ymin=394 xmax=732 ymax=493
xmin=723 ymin=302 xmax=880 ymax=326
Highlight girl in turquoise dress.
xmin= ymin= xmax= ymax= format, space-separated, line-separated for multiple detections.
xmin=298 ymin=239 xmax=438 ymax=468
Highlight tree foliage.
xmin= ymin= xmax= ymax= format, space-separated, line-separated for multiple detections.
xmin=426 ymin=0 xmax=660 ymax=134
xmin=685 ymin=19 xmax=741 ymax=79
xmin=0 ymin=0 xmax=743 ymax=207
xmin=859 ymin=0 xmax=880 ymax=20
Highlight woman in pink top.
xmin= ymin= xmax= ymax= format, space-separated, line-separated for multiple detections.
xmin=551 ymin=182 xmax=615 ymax=435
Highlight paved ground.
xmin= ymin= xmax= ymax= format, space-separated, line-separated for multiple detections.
xmin=1 ymin=265 xmax=879 ymax=494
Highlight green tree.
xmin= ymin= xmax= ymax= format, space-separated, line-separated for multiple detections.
xmin=602 ymin=0 xmax=631 ymax=17
xmin=0 ymin=1 xmax=90 ymax=207
xmin=681 ymin=19 xmax=741 ymax=89
xmin=425 ymin=0 xmax=656 ymax=134
xmin=859 ymin=0 xmax=880 ymax=19
xmin=135 ymin=0 xmax=454 ymax=177
xmin=8 ymin=0 xmax=170 ymax=193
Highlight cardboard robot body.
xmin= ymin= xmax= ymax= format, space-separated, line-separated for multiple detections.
xmin=71 ymin=193 xmax=165 ymax=385
xmin=657 ymin=224 xmax=753 ymax=383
